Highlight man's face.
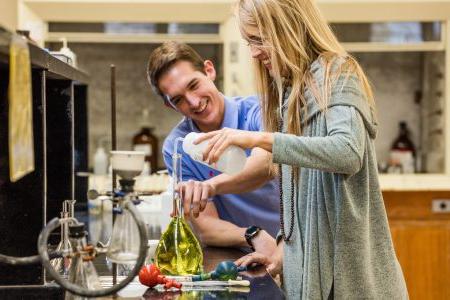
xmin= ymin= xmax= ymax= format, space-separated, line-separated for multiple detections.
xmin=158 ymin=60 xmax=224 ymax=132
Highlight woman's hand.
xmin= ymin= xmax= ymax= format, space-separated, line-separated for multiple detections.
xmin=235 ymin=242 xmax=284 ymax=277
xmin=195 ymin=128 xmax=273 ymax=164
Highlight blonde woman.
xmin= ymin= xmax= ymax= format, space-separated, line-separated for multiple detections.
xmin=188 ymin=0 xmax=409 ymax=298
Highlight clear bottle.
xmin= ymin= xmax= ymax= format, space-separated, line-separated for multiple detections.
xmin=182 ymin=132 xmax=247 ymax=175
xmin=389 ymin=121 xmax=416 ymax=173
xmin=88 ymin=197 xmax=102 ymax=246
xmin=132 ymin=109 xmax=158 ymax=174
xmin=65 ymin=223 xmax=101 ymax=300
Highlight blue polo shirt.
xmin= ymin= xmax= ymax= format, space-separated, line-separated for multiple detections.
xmin=162 ymin=95 xmax=280 ymax=238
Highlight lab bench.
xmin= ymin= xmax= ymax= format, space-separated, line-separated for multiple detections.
xmin=0 ymin=246 xmax=285 ymax=299
xmin=94 ymin=246 xmax=285 ymax=300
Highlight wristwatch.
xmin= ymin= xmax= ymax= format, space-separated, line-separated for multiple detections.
xmin=245 ymin=226 xmax=262 ymax=251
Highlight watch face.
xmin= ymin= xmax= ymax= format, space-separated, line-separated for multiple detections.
xmin=245 ymin=226 xmax=261 ymax=249
xmin=246 ymin=226 xmax=261 ymax=239
xmin=247 ymin=226 xmax=257 ymax=235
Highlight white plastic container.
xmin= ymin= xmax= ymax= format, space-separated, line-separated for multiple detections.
xmin=182 ymin=132 xmax=247 ymax=175
xmin=58 ymin=37 xmax=77 ymax=67
xmin=93 ymin=146 xmax=108 ymax=175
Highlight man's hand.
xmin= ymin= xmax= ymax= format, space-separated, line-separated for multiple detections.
xmin=252 ymin=230 xmax=277 ymax=257
xmin=235 ymin=241 xmax=284 ymax=278
xmin=177 ymin=180 xmax=217 ymax=218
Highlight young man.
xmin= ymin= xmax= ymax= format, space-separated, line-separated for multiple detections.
xmin=147 ymin=42 xmax=279 ymax=255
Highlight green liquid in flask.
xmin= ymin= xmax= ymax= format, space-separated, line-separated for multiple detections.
xmin=155 ymin=216 xmax=203 ymax=275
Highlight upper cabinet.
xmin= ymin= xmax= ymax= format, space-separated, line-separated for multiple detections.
xmin=18 ymin=0 xmax=450 ymax=190
xmin=329 ymin=20 xmax=450 ymax=190
xmin=315 ymin=1 xmax=450 ymax=192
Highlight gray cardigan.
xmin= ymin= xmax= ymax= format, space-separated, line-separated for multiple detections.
xmin=273 ymin=59 xmax=408 ymax=299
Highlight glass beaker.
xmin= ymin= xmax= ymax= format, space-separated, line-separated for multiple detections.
xmin=106 ymin=198 xmax=140 ymax=264
xmin=65 ymin=223 xmax=102 ymax=300
xmin=155 ymin=152 xmax=203 ymax=275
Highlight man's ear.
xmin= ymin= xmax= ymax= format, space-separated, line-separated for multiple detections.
xmin=203 ymin=60 xmax=216 ymax=81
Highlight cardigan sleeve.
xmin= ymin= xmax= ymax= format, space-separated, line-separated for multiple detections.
xmin=272 ymin=105 xmax=366 ymax=175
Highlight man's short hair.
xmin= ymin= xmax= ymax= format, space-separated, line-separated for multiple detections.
xmin=147 ymin=41 xmax=205 ymax=98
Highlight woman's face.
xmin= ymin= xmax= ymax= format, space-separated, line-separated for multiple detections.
xmin=244 ymin=26 xmax=273 ymax=74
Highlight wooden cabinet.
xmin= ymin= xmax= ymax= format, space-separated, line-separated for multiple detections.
xmin=384 ymin=191 xmax=450 ymax=300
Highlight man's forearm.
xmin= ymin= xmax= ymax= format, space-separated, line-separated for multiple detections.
xmin=190 ymin=216 xmax=248 ymax=248
xmin=208 ymin=148 xmax=274 ymax=195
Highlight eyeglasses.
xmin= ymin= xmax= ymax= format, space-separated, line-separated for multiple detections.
xmin=246 ymin=35 xmax=265 ymax=47
xmin=164 ymin=78 xmax=201 ymax=110
xmin=164 ymin=95 xmax=183 ymax=111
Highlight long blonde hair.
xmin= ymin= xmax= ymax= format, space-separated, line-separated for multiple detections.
xmin=236 ymin=0 xmax=374 ymax=136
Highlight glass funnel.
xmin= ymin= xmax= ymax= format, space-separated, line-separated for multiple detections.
xmin=155 ymin=151 xmax=203 ymax=275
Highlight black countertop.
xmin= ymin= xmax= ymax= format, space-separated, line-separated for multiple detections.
xmin=0 ymin=247 xmax=284 ymax=299
xmin=95 ymin=246 xmax=285 ymax=300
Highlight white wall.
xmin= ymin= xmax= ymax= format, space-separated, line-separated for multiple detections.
xmin=18 ymin=1 xmax=48 ymax=47
xmin=0 ymin=0 xmax=47 ymax=46
xmin=0 ymin=0 xmax=18 ymax=31
xmin=220 ymin=16 xmax=256 ymax=97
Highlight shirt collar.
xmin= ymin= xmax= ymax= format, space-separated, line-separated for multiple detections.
xmin=187 ymin=94 xmax=239 ymax=132
xmin=220 ymin=96 xmax=239 ymax=129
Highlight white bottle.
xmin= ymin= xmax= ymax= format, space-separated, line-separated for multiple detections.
xmin=94 ymin=147 xmax=108 ymax=175
xmin=59 ymin=37 xmax=77 ymax=67
xmin=182 ymin=132 xmax=247 ymax=175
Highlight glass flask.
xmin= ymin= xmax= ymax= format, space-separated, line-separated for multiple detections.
xmin=52 ymin=200 xmax=76 ymax=277
xmin=155 ymin=152 xmax=203 ymax=275
xmin=106 ymin=197 xmax=140 ymax=263
xmin=65 ymin=223 xmax=102 ymax=300
xmin=51 ymin=211 xmax=71 ymax=277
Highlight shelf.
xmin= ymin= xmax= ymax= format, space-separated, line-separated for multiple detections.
xmin=343 ymin=41 xmax=445 ymax=52
xmin=0 ymin=26 xmax=89 ymax=84
xmin=88 ymin=174 xmax=169 ymax=194
xmin=24 ymin=0 xmax=235 ymax=23
xmin=23 ymin=0 xmax=450 ymax=24
xmin=379 ymin=174 xmax=450 ymax=191
xmin=87 ymin=173 xmax=450 ymax=192
xmin=320 ymin=0 xmax=450 ymax=22
xmin=46 ymin=32 xmax=222 ymax=44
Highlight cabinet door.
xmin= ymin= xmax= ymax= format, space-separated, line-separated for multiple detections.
xmin=390 ymin=220 xmax=450 ymax=300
